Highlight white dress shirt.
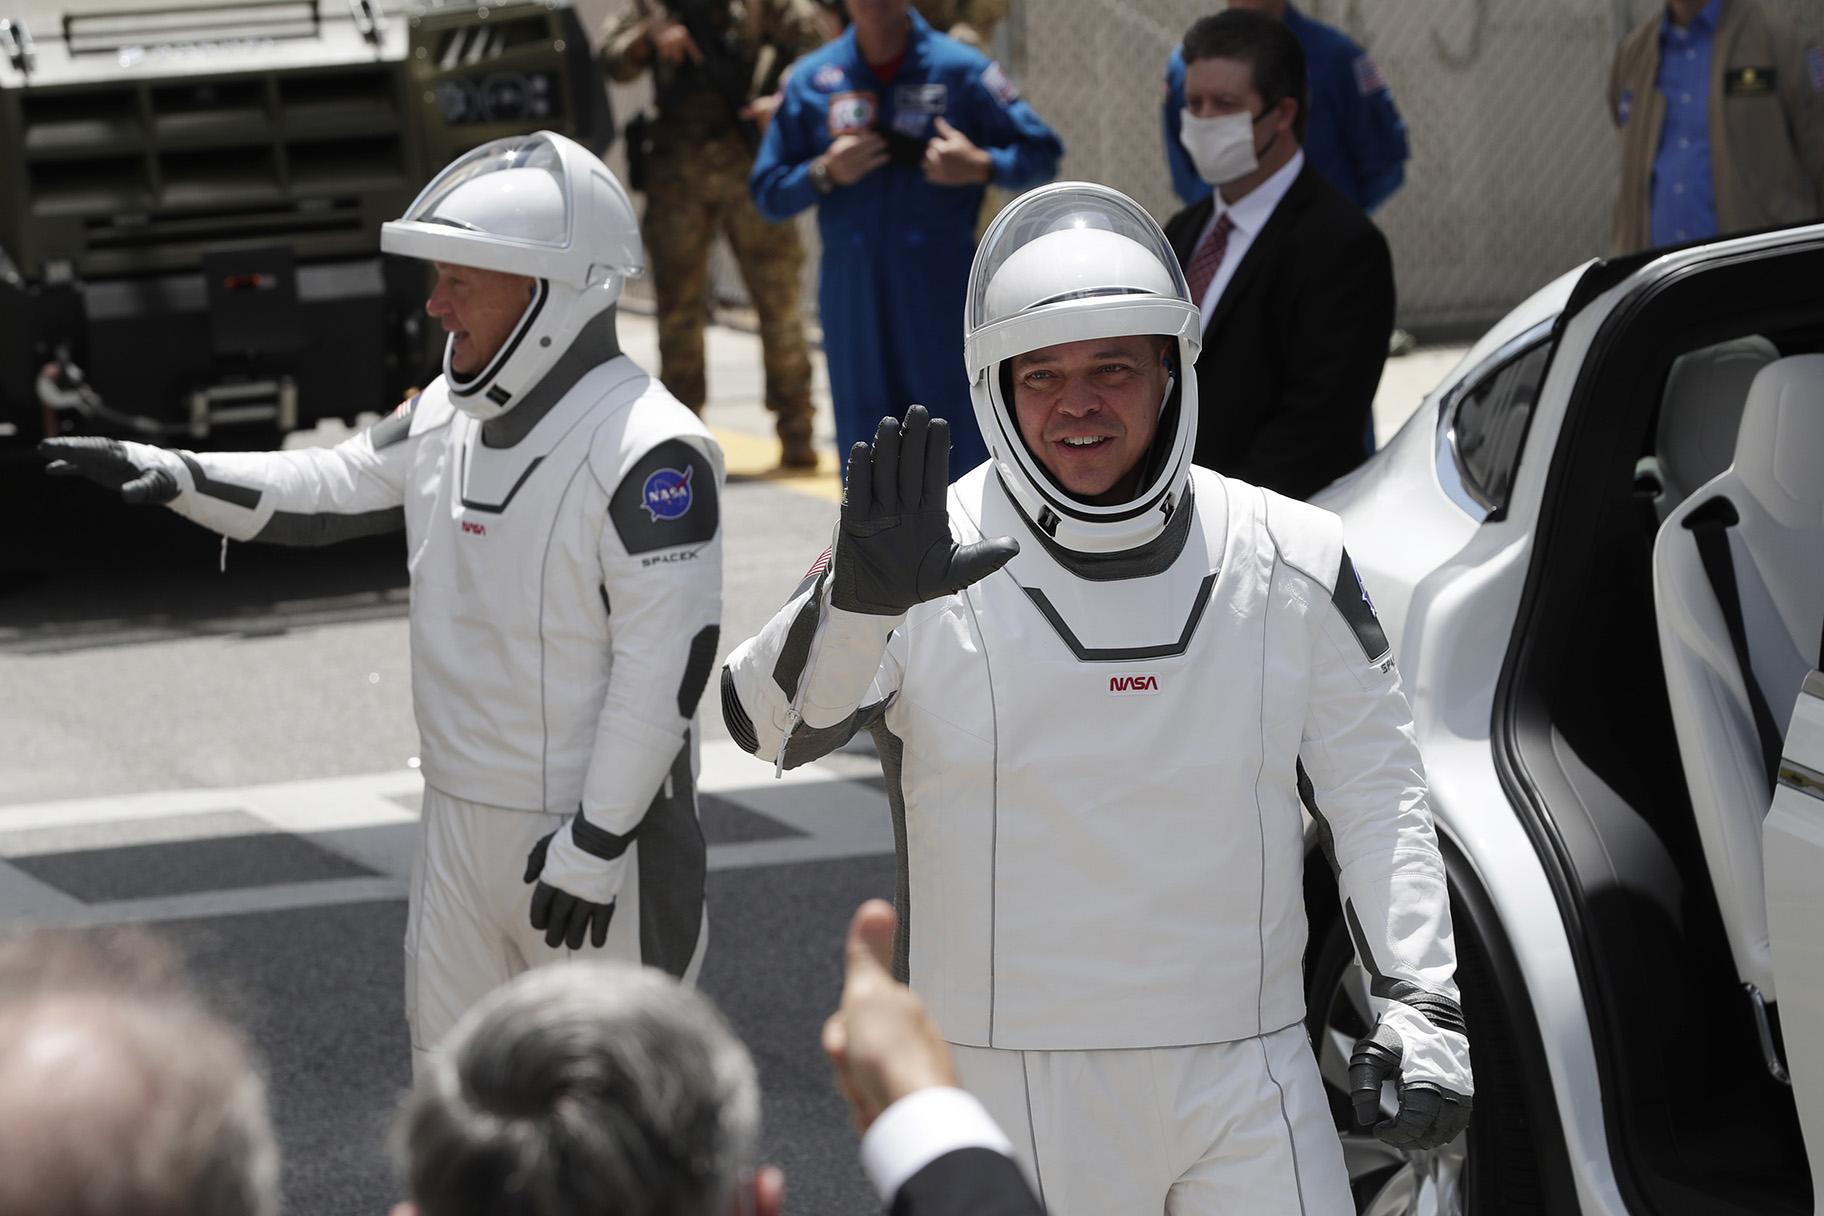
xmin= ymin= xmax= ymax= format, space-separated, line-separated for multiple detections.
xmin=1194 ymin=148 xmax=1306 ymax=329
xmin=860 ymin=1087 xmax=1016 ymax=1201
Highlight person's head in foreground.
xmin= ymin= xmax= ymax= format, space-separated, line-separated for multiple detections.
xmin=965 ymin=181 xmax=1202 ymax=554
xmin=394 ymin=961 xmax=780 ymax=1216
xmin=0 ymin=928 xmax=280 ymax=1216
xmin=381 ymin=129 xmax=644 ymax=423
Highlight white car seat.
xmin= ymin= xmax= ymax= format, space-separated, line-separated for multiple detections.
xmin=1651 ymin=335 xmax=1780 ymax=521
xmin=1654 ymin=354 xmax=1824 ymax=1001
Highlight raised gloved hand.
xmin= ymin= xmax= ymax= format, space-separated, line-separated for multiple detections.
xmin=830 ymin=405 xmax=1019 ymax=616
xmin=1349 ymin=997 xmax=1474 ymax=1151
xmin=523 ymin=813 xmax=634 ymax=950
xmin=39 ymin=437 xmax=188 ymax=505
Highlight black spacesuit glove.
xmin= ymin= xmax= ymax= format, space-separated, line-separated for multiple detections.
xmin=523 ymin=829 xmax=617 ymax=950
xmin=1349 ymin=1023 xmax=1474 ymax=1151
xmin=39 ymin=437 xmax=182 ymax=505
xmin=830 ymin=405 xmax=1019 ymax=615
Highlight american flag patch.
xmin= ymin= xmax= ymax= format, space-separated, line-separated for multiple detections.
xmin=1808 ymin=46 xmax=1823 ymax=94
xmin=1353 ymin=54 xmax=1388 ymax=96
xmin=981 ymin=61 xmax=1020 ymax=105
xmin=802 ymin=546 xmax=833 ymax=581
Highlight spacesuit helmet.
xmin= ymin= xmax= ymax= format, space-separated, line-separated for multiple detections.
xmin=381 ymin=131 xmax=642 ymax=421
xmin=964 ymin=182 xmax=1202 ymax=554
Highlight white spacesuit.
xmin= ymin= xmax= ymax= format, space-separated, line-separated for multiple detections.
xmin=722 ymin=183 xmax=1471 ymax=1213
xmin=41 ymin=133 xmax=723 ymax=1067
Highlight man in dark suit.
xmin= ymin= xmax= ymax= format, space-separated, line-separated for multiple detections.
xmin=1165 ymin=9 xmax=1395 ymax=501
xmin=826 ymin=901 xmax=1044 ymax=1216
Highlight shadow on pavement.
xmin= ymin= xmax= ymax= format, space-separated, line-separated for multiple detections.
xmin=0 ymin=472 xmax=408 ymax=655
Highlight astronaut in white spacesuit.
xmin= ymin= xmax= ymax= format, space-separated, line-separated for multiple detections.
xmin=721 ymin=182 xmax=1471 ymax=1213
xmin=40 ymin=132 xmax=724 ymax=1070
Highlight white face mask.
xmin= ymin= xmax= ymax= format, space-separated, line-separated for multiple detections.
xmin=1178 ymin=108 xmax=1261 ymax=186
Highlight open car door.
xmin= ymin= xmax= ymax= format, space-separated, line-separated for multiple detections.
xmin=1766 ymin=667 xmax=1824 ymax=1210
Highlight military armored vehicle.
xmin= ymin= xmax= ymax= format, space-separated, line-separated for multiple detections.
xmin=0 ymin=0 xmax=608 ymax=448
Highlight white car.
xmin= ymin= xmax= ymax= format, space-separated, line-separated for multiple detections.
xmin=1308 ymin=223 xmax=1824 ymax=1216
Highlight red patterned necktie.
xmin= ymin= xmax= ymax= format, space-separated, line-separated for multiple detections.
xmin=1186 ymin=212 xmax=1235 ymax=305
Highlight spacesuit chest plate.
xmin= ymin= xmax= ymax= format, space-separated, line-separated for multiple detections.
xmin=893 ymin=469 xmax=1312 ymax=1049
xmin=407 ymin=363 xmax=646 ymax=812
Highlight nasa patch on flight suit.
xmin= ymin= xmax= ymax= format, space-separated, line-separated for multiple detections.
xmin=895 ymin=83 xmax=948 ymax=115
xmin=610 ymin=439 xmax=719 ymax=556
xmin=1724 ymin=65 xmax=1777 ymax=97
xmin=892 ymin=82 xmax=947 ymax=138
xmin=828 ymin=91 xmax=877 ymax=136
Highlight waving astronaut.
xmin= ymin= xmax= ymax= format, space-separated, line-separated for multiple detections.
xmin=721 ymin=182 xmax=1471 ymax=1213
xmin=41 ymin=133 xmax=723 ymax=1070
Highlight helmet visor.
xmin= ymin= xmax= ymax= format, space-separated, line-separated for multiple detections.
xmin=965 ymin=184 xmax=1196 ymax=378
xmin=401 ymin=133 xmax=572 ymax=248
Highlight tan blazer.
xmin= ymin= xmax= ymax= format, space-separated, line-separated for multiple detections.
xmin=1608 ymin=0 xmax=1824 ymax=254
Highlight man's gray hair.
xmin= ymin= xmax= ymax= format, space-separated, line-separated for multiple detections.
xmin=0 ymin=929 xmax=281 ymax=1216
xmin=398 ymin=961 xmax=761 ymax=1216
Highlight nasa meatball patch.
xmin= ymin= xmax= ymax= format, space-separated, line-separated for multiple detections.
xmin=812 ymin=62 xmax=847 ymax=92
xmin=612 ymin=439 xmax=719 ymax=555
xmin=642 ymin=465 xmax=695 ymax=521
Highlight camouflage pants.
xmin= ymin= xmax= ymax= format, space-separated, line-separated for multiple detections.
xmin=642 ymin=135 xmax=813 ymax=446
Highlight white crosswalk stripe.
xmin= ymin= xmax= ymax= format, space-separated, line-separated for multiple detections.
xmin=0 ymin=740 xmax=891 ymax=928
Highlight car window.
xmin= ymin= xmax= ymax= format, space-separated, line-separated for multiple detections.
xmin=1450 ymin=340 xmax=1551 ymax=516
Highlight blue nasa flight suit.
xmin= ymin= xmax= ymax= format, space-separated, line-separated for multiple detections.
xmin=750 ymin=10 xmax=1063 ymax=476
xmin=1646 ymin=0 xmax=1722 ymax=246
xmin=1164 ymin=5 xmax=1409 ymax=211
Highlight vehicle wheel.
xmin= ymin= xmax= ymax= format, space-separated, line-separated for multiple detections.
xmin=1304 ymin=906 xmax=1545 ymax=1215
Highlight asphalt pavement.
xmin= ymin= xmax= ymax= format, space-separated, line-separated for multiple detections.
xmin=0 ymin=311 xmax=1462 ymax=1214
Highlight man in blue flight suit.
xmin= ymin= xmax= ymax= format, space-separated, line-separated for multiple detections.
xmin=750 ymin=0 xmax=1063 ymax=476
xmin=1163 ymin=0 xmax=1409 ymax=212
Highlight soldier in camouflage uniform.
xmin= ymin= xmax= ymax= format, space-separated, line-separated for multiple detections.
xmin=601 ymin=0 xmax=827 ymax=468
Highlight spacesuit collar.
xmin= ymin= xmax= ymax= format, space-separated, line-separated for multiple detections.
xmin=481 ymin=308 xmax=622 ymax=449
xmin=993 ymin=470 xmax=1198 ymax=582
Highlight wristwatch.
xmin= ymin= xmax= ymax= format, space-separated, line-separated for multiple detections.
xmin=809 ymin=157 xmax=834 ymax=196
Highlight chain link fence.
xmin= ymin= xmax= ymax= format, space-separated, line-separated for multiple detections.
xmin=584 ymin=0 xmax=1823 ymax=337
xmin=1012 ymin=0 xmax=1822 ymax=336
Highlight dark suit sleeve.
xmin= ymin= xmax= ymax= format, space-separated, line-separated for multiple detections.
xmin=1229 ymin=217 xmax=1394 ymax=500
xmin=890 ymin=1148 xmax=1045 ymax=1216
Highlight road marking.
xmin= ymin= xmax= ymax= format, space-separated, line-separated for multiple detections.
xmin=711 ymin=425 xmax=843 ymax=504
xmin=0 ymin=740 xmax=892 ymax=927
